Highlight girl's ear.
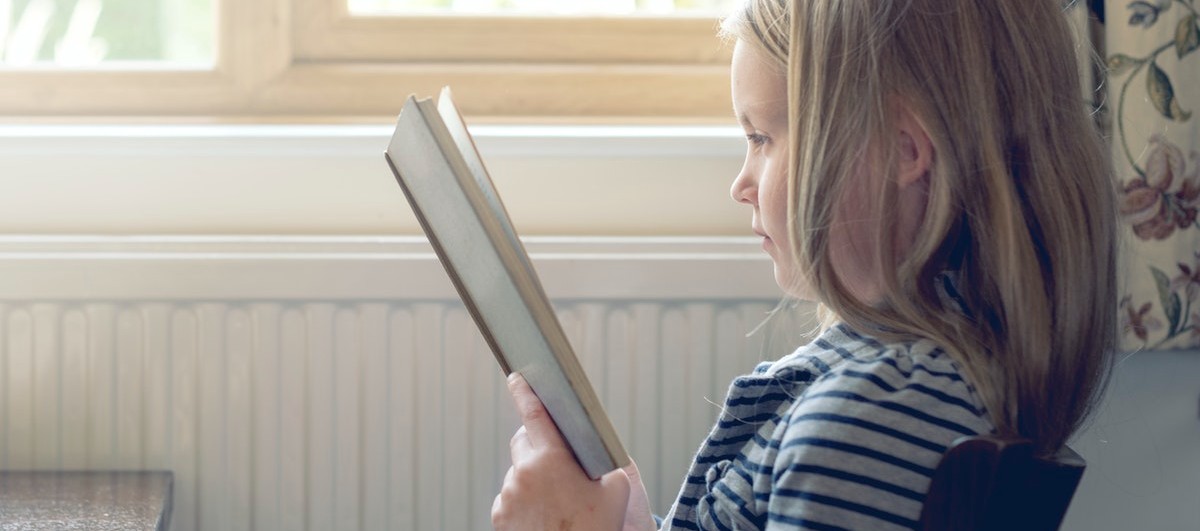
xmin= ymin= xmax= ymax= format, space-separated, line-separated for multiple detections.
xmin=894 ymin=101 xmax=934 ymax=188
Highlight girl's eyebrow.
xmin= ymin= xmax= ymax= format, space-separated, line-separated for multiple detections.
xmin=736 ymin=103 xmax=787 ymax=131
xmin=736 ymin=110 xmax=755 ymax=129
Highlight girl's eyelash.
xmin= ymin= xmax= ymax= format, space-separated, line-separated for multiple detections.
xmin=746 ymin=133 xmax=769 ymax=146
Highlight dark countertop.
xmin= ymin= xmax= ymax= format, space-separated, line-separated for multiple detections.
xmin=0 ymin=471 xmax=172 ymax=531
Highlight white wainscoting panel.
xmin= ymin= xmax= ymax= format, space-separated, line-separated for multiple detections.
xmin=0 ymin=236 xmax=783 ymax=531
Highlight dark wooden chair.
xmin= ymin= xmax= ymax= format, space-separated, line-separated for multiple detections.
xmin=918 ymin=436 xmax=1086 ymax=531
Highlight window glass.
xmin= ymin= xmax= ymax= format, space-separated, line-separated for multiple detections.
xmin=348 ymin=0 xmax=735 ymax=16
xmin=0 ymin=0 xmax=214 ymax=67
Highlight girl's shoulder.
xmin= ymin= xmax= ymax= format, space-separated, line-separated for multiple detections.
xmin=763 ymin=321 xmax=988 ymax=418
xmin=765 ymin=322 xmax=994 ymax=443
xmin=754 ymin=325 xmax=995 ymax=529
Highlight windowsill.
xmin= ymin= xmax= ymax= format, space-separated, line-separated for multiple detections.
xmin=0 ymin=124 xmax=748 ymax=236
xmin=0 ymin=123 xmax=744 ymax=157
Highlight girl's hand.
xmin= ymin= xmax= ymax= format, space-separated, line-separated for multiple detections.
xmin=492 ymin=373 xmax=655 ymax=531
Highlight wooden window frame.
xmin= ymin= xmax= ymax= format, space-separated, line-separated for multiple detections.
xmin=0 ymin=0 xmax=732 ymax=121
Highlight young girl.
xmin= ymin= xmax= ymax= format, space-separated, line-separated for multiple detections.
xmin=491 ymin=0 xmax=1117 ymax=529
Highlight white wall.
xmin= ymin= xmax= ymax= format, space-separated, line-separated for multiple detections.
xmin=1064 ymin=351 xmax=1200 ymax=531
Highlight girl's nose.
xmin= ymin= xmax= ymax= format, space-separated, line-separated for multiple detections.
xmin=730 ymin=166 xmax=757 ymax=205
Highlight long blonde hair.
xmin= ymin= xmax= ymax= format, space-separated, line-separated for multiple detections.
xmin=724 ymin=0 xmax=1117 ymax=456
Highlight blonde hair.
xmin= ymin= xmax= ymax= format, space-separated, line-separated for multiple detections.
xmin=723 ymin=0 xmax=1117 ymax=456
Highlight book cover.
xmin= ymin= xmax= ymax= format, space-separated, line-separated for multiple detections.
xmin=384 ymin=88 xmax=630 ymax=480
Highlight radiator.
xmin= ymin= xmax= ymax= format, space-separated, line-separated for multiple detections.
xmin=0 ymin=236 xmax=782 ymax=531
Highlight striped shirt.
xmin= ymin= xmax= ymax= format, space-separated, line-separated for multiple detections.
xmin=661 ymin=323 xmax=994 ymax=530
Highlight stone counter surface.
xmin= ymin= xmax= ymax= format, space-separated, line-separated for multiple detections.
xmin=0 ymin=471 xmax=172 ymax=531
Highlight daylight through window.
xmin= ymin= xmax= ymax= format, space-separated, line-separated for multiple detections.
xmin=0 ymin=0 xmax=214 ymax=67
xmin=347 ymin=0 xmax=735 ymax=16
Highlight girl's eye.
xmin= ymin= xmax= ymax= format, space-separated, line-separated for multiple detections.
xmin=746 ymin=133 xmax=769 ymax=147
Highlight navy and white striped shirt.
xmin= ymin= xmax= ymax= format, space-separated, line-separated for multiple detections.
xmin=661 ymin=323 xmax=994 ymax=530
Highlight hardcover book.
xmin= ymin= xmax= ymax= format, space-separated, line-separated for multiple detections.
xmin=383 ymin=88 xmax=630 ymax=479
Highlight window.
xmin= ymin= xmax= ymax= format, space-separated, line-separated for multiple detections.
xmin=0 ymin=0 xmax=733 ymax=120
xmin=347 ymin=0 xmax=733 ymax=16
xmin=1 ymin=0 xmax=213 ymax=66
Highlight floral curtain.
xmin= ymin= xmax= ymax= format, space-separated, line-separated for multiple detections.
xmin=1106 ymin=0 xmax=1200 ymax=351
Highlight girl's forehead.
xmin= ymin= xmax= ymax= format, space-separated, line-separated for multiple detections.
xmin=731 ymin=42 xmax=788 ymax=125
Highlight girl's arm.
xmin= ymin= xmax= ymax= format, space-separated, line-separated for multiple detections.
xmin=492 ymin=373 xmax=657 ymax=531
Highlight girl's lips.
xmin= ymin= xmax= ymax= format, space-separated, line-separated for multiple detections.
xmin=753 ymin=227 xmax=771 ymax=251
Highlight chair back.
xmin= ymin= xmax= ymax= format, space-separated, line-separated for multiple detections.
xmin=918 ymin=436 xmax=1086 ymax=531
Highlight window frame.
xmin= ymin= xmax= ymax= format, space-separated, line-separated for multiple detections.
xmin=0 ymin=0 xmax=732 ymax=121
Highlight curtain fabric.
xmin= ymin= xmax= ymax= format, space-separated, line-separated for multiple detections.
xmin=1105 ymin=0 xmax=1200 ymax=351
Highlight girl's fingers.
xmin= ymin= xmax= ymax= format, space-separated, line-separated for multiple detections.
xmin=491 ymin=490 xmax=503 ymax=518
xmin=494 ymin=380 xmax=630 ymax=531
xmin=507 ymin=372 xmax=568 ymax=449
xmin=509 ymin=426 xmax=533 ymax=463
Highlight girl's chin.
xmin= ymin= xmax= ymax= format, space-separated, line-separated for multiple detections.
xmin=771 ymin=262 xmax=796 ymax=295
xmin=771 ymin=262 xmax=818 ymax=301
